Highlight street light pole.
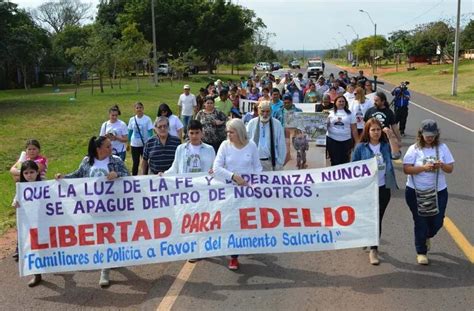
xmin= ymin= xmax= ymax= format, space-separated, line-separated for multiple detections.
xmin=346 ymin=24 xmax=359 ymax=41
xmin=332 ymin=37 xmax=341 ymax=60
xmin=359 ymin=9 xmax=377 ymax=74
xmin=338 ymin=32 xmax=349 ymax=62
xmin=347 ymin=24 xmax=359 ymax=65
xmin=337 ymin=32 xmax=349 ymax=46
xmin=451 ymin=0 xmax=461 ymax=96
xmin=151 ymin=0 xmax=158 ymax=86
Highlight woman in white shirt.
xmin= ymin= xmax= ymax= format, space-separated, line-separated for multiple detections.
xmin=157 ymin=103 xmax=183 ymax=140
xmin=213 ymin=118 xmax=262 ymax=271
xmin=56 ymin=136 xmax=130 ymax=287
xmin=99 ymin=105 xmax=128 ymax=161
xmin=403 ymin=119 xmax=454 ymax=265
xmin=352 ymin=118 xmax=397 ymax=265
xmin=326 ymin=95 xmax=359 ymax=166
xmin=349 ymin=86 xmax=373 ymax=139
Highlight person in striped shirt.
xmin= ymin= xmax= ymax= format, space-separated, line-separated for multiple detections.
xmin=141 ymin=116 xmax=181 ymax=175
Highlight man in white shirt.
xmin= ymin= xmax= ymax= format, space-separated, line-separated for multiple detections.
xmin=331 ymin=80 xmax=346 ymax=95
xmin=246 ymin=101 xmax=286 ymax=171
xmin=316 ymin=76 xmax=329 ymax=97
xmin=177 ymin=84 xmax=197 ymax=138
xmin=164 ymin=120 xmax=215 ymax=176
xmin=162 ymin=119 xmax=215 ymax=263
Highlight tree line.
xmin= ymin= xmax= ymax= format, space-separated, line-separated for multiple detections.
xmin=325 ymin=18 xmax=474 ymax=64
xmin=0 ymin=0 xmax=276 ymax=91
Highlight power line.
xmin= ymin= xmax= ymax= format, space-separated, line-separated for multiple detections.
xmin=393 ymin=0 xmax=446 ymax=30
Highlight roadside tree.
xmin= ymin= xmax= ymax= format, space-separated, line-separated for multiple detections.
xmin=32 ymin=0 xmax=92 ymax=34
xmin=461 ymin=19 xmax=474 ymax=51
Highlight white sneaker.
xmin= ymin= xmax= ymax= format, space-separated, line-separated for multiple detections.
xmin=99 ymin=269 xmax=110 ymax=287
xmin=369 ymin=249 xmax=380 ymax=265
xmin=417 ymin=254 xmax=429 ymax=265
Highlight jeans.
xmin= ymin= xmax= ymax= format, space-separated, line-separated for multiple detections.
xmin=371 ymin=186 xmax=391 ymax=250
xmin=181 ymin=115 xmax=192 ymax=137
xmin=131 ymin=146 xmax=144 ymax=176
xmin=395 ymin=106 xmax=408 ymax=134
xmin=405 ymin=187 xmax=448 ymax=254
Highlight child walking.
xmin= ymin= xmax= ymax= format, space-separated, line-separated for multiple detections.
xmin=12 ymin=160 xmax=43 ymax=287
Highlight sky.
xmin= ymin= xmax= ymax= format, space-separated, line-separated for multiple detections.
xmin=11 ymin=0 xmax=474 ymax=50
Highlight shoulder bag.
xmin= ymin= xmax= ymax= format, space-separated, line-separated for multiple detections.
xmin=411 ymin=146 xmax=439 ymax=217
xmin=134 ymin=116 xmax=146 ymax=146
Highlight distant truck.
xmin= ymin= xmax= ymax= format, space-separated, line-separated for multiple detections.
xmin=306 ymin=58 xmax=324 ymax=78
xmin=157 ymin=63 xmax=172 ymax=75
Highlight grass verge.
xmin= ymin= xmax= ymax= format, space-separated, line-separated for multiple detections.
xmin=0 ymin=73 xmax=242 ymax=235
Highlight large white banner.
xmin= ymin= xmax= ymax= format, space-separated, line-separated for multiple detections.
xmin=17 ymin=159 xmax=378 ymax=276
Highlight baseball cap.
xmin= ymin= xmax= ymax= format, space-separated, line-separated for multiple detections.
xmin=183 ymin=84 xmax=190 ymax=89
xmin=421 ymin=119 xmax=439 ymax=136
xmin=283 ymin=94 xmax=292 ymax=101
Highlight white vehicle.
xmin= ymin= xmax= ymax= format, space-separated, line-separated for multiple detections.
xmin=289 ymin=59 xmax=300 ymax=69
xmin=157 ymin=63 xmax=172 ymax=75
xmin=306 ymin=59 xmax=324 ymax=78
xmin=256 ymin=62 xmax=271 ymax=70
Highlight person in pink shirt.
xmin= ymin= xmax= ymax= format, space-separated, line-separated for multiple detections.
xmin=10 ymin=139 xmax=48 ymax=181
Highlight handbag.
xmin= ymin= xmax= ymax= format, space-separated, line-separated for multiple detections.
xmin=411 ymin=146 xmax=439 ymax=217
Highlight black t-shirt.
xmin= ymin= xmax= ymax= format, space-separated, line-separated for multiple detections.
xmin=364 ymin=106 xmax=396 ymax=128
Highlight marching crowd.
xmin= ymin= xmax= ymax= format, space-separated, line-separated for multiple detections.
xmin=9 ymin=68 xmax=454 ymax=288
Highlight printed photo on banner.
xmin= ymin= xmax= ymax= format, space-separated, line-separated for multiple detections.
xmin=285 ymin=112 xmax=327 ymax=142
xmin=239 ymin=99 xmax=258 ymax=113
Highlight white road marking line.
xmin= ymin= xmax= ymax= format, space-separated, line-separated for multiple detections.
xmin=377 ymin=86 xmax=474 ymax=132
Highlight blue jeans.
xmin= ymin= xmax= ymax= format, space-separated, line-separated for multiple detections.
xmin=181 ymin=115 xmax=192 ymax=137
xmin=405 ymin=187 xmax=448 ymax=254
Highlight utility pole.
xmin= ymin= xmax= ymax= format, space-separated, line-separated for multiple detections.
xmin=151 ymin=0 xmax=158 ymax=86
xmin=374 ymin=23 xmax=377 ymax=74
xmin=452 ymin=0 xmax=461 ymax=96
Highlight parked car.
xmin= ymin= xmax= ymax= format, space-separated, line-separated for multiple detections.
xmin=185 ymin=61 xmax=217 ymax=74
xmin=256 ymin=62 xmax=271 ymax=71
xmin=271 ymin=62 xmax=282 ymax=70
xmin=289 ymin=59 xmax=300 ymax=69
xmin=157 ymin=63 xmax=172 ymax=75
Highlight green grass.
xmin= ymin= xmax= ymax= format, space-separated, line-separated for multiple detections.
xmin=0 ymin=73 xmax=241 ymax=235
xmin=216 ymin=63 xmax=255 ymax=74
xmin=326 ymin=58 xmax=406 ymax=70
xmin=381 ymin=60 xmax=474 ymax=110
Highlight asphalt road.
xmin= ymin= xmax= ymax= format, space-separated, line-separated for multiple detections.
xmin=0 ymin=64 xmax=472 ymax=310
